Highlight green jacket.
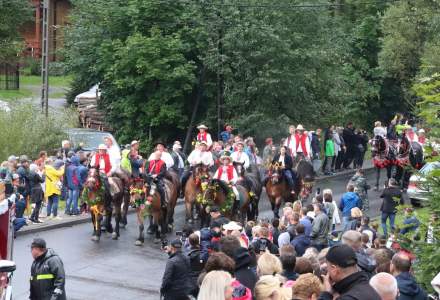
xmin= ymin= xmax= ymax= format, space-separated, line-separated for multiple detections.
xmin=325 ymin=139 xmax=335 ymax=157
xmin=120 ymin=149 xmax=132 ymax=174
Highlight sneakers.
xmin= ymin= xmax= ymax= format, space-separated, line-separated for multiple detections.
xmin=54 ymin=216 xmax=62 ymax=221
xmin=31 ymin=219 xmax=43 ymax=224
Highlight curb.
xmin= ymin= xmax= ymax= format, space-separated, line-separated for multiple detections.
xmin=17 ymin=165 xmax=374 ymax=236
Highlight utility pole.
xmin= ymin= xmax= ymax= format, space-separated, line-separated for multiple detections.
xmin=40 ymin=0 xmax=50 ymax=117
xmin=216 ymin=2 xmax=224 ymax=140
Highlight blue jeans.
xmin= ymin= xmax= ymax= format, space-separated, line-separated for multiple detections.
xmin=381 ymin=212 xmax=396 ymax=236
xmin=47 ymin=194 xmax=59 ymax=217
xmin=342 ymin=216 xmax=350 ymax=229
xmin=65 ymin=188 xmax=79 ymax=214
xmin=283 ymin=169 xmax=295 ymax=189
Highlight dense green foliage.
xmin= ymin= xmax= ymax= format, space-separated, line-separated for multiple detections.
xmin=63 ymin=0 xmax=440 ymax=147
xmin=0 ymin=104 xmax=77 ymax=161
xmin=0 ymin=0 xmax=32 ymax=62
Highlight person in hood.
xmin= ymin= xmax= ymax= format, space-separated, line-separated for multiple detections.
xmin=339 ymin=184 xmax=362 ymax=228
xmin=319 ymin=244 xmax=381 ymax=300
xmin=187 ymin=233 xmax=204 ymax=297
xmin=30 ymin=238 xmax=66 ymax=300
xmin=234 ymin=247 xmax=257 ymax=293
xmin=391 ymin=252 xmax=427 ymax=300
xmin=29 ymin=164 xmax=44 ymax=223
xmin=45 ymin=158 xmax=64 ymax=220
xmin=65 ymin=155 xmax=80 ymax=215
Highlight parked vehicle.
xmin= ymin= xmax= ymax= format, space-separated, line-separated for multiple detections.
xmin=408 ymin=161 xmax=440 ymax=206
xmin=65 ymin=128 xmax=120 ymax=153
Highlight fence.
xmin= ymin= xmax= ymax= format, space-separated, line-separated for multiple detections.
xmin=0 ymin=63 xmax=20 ymax=90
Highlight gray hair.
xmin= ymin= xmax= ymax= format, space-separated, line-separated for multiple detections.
xmin=370 ymin=272 xmax=398 ymax=300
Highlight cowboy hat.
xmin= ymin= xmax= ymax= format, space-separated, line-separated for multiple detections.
xmin=131 ymin=140 xmax=139 ymax=146
xmin=223 ymin=221 xmax=242 ymax=231
xmin=418 ymin=128 xmax=425 ymax=133
xmin=220 ymin=151 xmax=232 ymax=162
xmin=98 ymin=144 xmax=107 ymax=150
xmin=296 ymin=124 xmax=305 ymax=131
xmin=197 ymin=124 xmax=208 ymax=130
xmin=198 ymin=140 xmax=208 ymax=146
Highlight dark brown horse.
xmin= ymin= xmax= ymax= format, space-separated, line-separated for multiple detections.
xmin=184 ymin=164 xmax=210 ymax=224
xmin=200 ymin=179 xmax=250 ymax=227
xmin=233 ymin=162 xmax=263 ymax=221
xmin=163 ymin=170 xmax=180 ymax=231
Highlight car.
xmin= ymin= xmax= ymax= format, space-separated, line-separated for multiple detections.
xmin=65 ymin=128 xmax=120 ymax=153
xmin=407 ymin=161 xmax=440 ymax=206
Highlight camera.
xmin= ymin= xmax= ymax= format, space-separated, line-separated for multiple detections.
xmin=161 ymin=239 xmax=168 ymax=250
xmin=258 ymin=239 xmax=268 ymax=253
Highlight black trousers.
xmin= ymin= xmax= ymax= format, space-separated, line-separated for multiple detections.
xmin=343 ymin=146 xmax=356 ymax=168
xmin=31 ymin=200 xmax=42 ymax=221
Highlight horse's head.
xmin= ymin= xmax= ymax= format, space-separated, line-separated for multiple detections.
xmin=194 ymin=163 xmax=210 ymax=185
xmin=269 ymin=163 xmax=282 ymax=184
xmin=233 ymin=162 xmax=245 ymax=176
xmin=398 ymin=136 xmax=410 ymax=155
xmin=86 ymin=168 xmax=100 ymax=190
xmin=371 ymin=135 xmax=386 ymax=155
xmin=130 ymin=179 xmax=146 ymax=203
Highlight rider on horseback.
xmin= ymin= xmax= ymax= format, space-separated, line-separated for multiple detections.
xmin=90 ymin=144 xmax=113 ymax=210
xmin=181 ymin=141 xmax=214 ymax=193
xmin=231 ymin=141 xmax=256 ymax=200
xmin=272 ymin=146 xmax=297 ymax=195
xmin=213 ymin=152 xmax=240 ymax=204
xmin=145 ymin=151 xmax=167 ymax=208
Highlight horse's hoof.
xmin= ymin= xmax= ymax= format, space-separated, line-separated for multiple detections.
xmin=187 ymin=219 xmax=194 ymax=224
xmin=91 ymin=236 xmax=100 ymax=242
xmin=112 ymin=232 xmax=118 ymax=240
xmin=135 ymin=240 xmax=144 ymax=246
xmin=154 ymin=238 xmax=161 ymax=244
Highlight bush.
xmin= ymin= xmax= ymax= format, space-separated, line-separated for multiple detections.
xmin=48 ymin=61 xmax=66 ymax=76
xmin=0 ymin=103 xmax=78 ymax=161
xmin=23 ymin=57 xmax=41 ymax=76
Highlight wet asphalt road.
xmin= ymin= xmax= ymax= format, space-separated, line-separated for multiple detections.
xmin=12 ymin=169 xmax=402 ymax=300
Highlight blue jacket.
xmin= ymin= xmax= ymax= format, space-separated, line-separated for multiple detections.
xmin=339 ymin=192 xmax=362 ymax=217
xmin=220 ymin=131 xmax=231 ymax=143
xmin=66 ymin=156 xmax=80 ymax=190
xmin=291 ymin=234 xmax=311 ymax=256
xmin=396 ymin=272 xmax=427 ymax=300
xmin=300 ymin=217 xmax=312 ymax=237
xmin=400 ymin=216 xmax=420 ymax=235
xmin=77 ymin=164 xmax=88 ymax=188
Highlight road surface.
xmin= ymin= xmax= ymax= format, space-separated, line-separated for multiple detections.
xmin=12 ymin=169 xmax=397 ymax=300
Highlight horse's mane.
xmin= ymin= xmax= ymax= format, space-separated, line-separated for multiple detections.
xmin=296 ymin=160 xmax=315 ymax=181
xmin=210 ymin=179 xmax=230 ymax=195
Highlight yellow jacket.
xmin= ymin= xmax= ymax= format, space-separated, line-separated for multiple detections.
xmin=45 ymin=165 xmax=64 ymax=198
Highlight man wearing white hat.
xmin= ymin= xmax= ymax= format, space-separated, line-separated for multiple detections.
xmin=91 ymin=144 xmax=112 ymax=176
xmin=187 ymin=141 xmax=214 ymax=167
xmin=148 ymin=142 xmax=174 ymax=170
xmin=213 ymin=152 xmax=240 ymax=202
xmin=285 ymin=124 xmax=312 ymax=161
xmin=196 ymin=124 xmax=213 ymax=149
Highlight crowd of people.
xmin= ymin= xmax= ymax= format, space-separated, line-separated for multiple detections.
xmin=160 ymin=189 xmax=430 ymax=300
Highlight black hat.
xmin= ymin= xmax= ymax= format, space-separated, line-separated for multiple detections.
xmin=170 ymin=238 xmax=182 ymax=248
xmin=210 ymin=206 xmax=220 ymax=213
xmin=210 ymin=221 xmax=222 ymax=229
xmin=153 ymin=141 xmax=167 ymax=148
xmin=325 ymin=244 xmax=357 ymax=268
xmin=31 ymin=238 xmax=46 ymax=249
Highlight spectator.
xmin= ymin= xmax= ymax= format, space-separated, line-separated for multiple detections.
xmin=58 ymin=140 xmax=71 ymax=161
xmin=262 ymin=138 xmax=275 ymax=167
xmin=361 ymin=233 xmax=370 ymax=249
xmin=187 ymin=233 xmax=204 ymax=297
xmin=252 ymin=227 xmax=279 ymax=255
xmin=271 ymin=218 xmax=281 ymax=247
xmin=210 ymin=206 xmax=230 ymax=227
xmin=341 ymin=230 xmax=376 ymax=276
xmin=380 ymin=179 xmax=403 ymax=236
xmin=280 ymin=248 xmax=298 ymax=281
xmin=319 ymin=244 xmax=381 ymax=300
xmin=17 ymin=155 xmax=31 ymax=199
xmin=160 ymin=239 xmax=192 ymax=300
xmin=254 ymin=275 xmax=292 ymax=300
xmin=300 ymin=207 xmax=312 ymax=236
xmin=30 ymin=238 xmax=66 ymax=300
xmin=343 ymin=207 xmax=362 ymax=233
xmin=339 ymin=184 xmax=362 ymax=228
xmin=399 ymin=207 xmax=420 ymax=235
xmin=29 ymin=164 xmax=44 ymax=224
xmin=332 ymin=126 xmax=343 ymax=172
xmin=200 ymin=252 xmax=235 ymax=283
xmin=354 ymin=129 xmax=369 ymax=169
xmin=292 ymin=273 xmax=322 ymax=300
xmin=349 ymin=169 xmax=370 ymax=211
xmin=65 ymin=155 xmax=80 ymax=216
xmin=370 ymin=272 xmax=398 ymax=300
xmin=335 ymin=127 xmax=346 ymax=171
xmin=310 ymin=203 xmax=329 ymax=251
xmin=257 ymin=252 xmax=282 ymax=277
xmin=198 ymin=270 xmax=234 ymax=300
xmin=391 ymin=252 xmax=427 ymax=300
xmin=373 ymin=248 xmax=393 ymax=273
xmin=323 ymin=189 xmax=340 ymax=231
xmin=342 ymin=122 xmax=356 ymax=169
xmin=310 ymin=128 xmax=322 ymax=175
xmin=322 ymin=127 xmax=335 ymax=175
xmin=291 ymin=224 xmax=310 ymax=256
xmin=294 ymin=257 xmax=314 ymax=275
xmin=10 ymin=173 xmax=26 ymax=219
xmin=45 ymin=159 xmax=65 ymax=220
xmin=35 ymin=151 xmax=47 ymax=170
xmin=360 ymin=216 xmax=377 ymax=247
xmin=220 ymin=125 xmax=234 ymax=144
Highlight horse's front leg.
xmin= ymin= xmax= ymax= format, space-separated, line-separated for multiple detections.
xmin=112 ymin=204 xmax=121 ymax=240
xmin=121 ymin=192 xmax=129 ymax=227
xmin=135 ymin=209 xmax=145 ymax=246
xmin=274 ymin=197 xmax=281 ymax=219
xmin=375 ymin=167 xmax=380 ymax=190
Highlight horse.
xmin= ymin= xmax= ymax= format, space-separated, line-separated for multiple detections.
xmin=200 ymin=179 xmax=250 ymax=227
xmin=265 ymin=163 xmax=298 ymax=219
xmin=295 ymin=159 xmax=315 ymax=202
xmin=184 ymin=164 xmax=210 ymax=224
xmin=395 ymin=136 xmax=424 ymax=188
xmin=83 ymin=168 xmax=113 ymax=242
xmin=370 ymin=135 xmax=396 ymax=190
xmin=233 ymin=162 xmax=262 ymax=220
xmin=164 ymin=169 xmax=180 ymax=231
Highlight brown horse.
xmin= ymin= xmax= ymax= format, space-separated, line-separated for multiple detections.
xmin=200 ymin=179 xmax=250 ymax=227
xmin=265 ymin=163 xmax=299 ymax=218
xmin=83 ymin=168 xmax=112 ymax=242
xmin=184 ymin=164 xmax=210 ymax=224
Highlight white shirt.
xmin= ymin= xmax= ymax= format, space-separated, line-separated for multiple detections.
xmin=278 ymin=154 xmax=286 ymax=167
xmin=373 ymin=127 xmax=387 ymax=138
xmin=187 ymin=150 xmax=214 ymax=167
xmin=197 ymin=132 xmax=213 ymax=148
xmin=148 ymin=151 xmax=174 ymax=169
xmin=285 ymin=134 xmax=311 ymax=158
xmin=213 ymin=165 xmax=238 ymax=184
xmin=174 ymin=151 xmax=184 ymax=169
xmin=107 ymin=145 xmax=121 ymax=173
xmin=230 ymin=151 xmax=250 ymax=169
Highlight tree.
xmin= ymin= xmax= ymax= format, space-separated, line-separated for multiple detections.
xmin=0 ymin=0 xmax=32 ymax=61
